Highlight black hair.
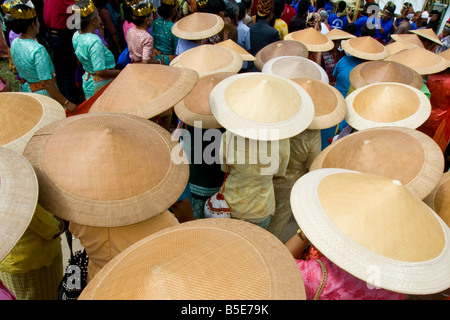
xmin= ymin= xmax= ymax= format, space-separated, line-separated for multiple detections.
xmin=76 ymin=0 xmax=98 ymax=30
xmin=198 ymin=0 xmax=226 ymax=14
xmin=242 ymin=0 xmax=252 ymax=9
xmin=316 ymin=0 xmax=325 ymax=10
xmin=364 ymin=2 xmax=378 ymax=16
xmin=123 ymin=2 xmax=133 ymax=21
xmin=360 ymin=23 xmax=375 ymax=37
xmin=343 ymin=22 xmax=356 ymax=35
xmin=157 ymin=3 xmax=176 ymax=19
xmin=9 ymin=4 xmax=37 ymax=34
xmin=297 ymin=0 xmax=310 ymax=16
xmin=93 ymin=0 xmax=108 ymax=9
xmin=337 ymin=0 xmax=346 ymax=12
xmin=238 ymin=2 xmax=246 ymax=20
xmin=273 ymin=0 xmax=284 ymax=19
xmin=131 ymin=3 xmax=151 ymax=26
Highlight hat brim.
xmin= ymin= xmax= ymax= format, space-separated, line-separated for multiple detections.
xmin=284 ymin=32 xmax=334 ymax=52
xmin=214 ymin=39 xmax=256 ymax=61
xmin=171 ymin=12 xmax=224 ymax=40
xmin=423 ymin=172 xmax=450 ymax=227
xmin=341 ymin=38 xmax=389 ymax=60
xmin=409 ymin=29 xmax=443 ymax=46
xmin=384 ymin=47 xmax=449 ymax=75
xmin=254 ymin=40 xmax=309 ymax=71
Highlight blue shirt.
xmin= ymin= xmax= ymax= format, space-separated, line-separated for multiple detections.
xmin=354 ymin=15 xmax=368 ymax=37
xmin=332 ymin=55 xmax=364 ymax=98
xmin=375 ymin=18 xmax=393 ymax=44
xmin=237 ymin=20 xmax=251 ymax=69
xmin=328 ymin=13 xmax=348 ymax=30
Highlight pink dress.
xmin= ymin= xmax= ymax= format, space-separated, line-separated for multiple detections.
xmin=0 ymin=280 xmax=16 ymax=300
xmin=127 ymin=26 xmax=154 ymax=63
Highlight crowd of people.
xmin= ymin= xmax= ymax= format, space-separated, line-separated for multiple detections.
xmin=0 ymin=0 xmax=450 ymax=302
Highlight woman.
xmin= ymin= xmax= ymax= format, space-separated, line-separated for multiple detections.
xmin=151 ymin=0 xmax=179 ymax=65
xmin=72 ymin=0 xmax=120 ymax=100
xmin=8 ymin=4 xmax=77 ymax=111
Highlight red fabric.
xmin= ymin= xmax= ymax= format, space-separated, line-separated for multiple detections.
xmin=65 ymin=82 xmax=111 ymax=117
xmin=281 ymin=4 xmax=296 ymax=25
xmin=43 ymin=0 xmax=76 ymax=30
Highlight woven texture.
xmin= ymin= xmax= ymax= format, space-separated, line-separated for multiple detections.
xmin=341 ymin=36 xmax=388 ymax=61
xmin=214 ymin=39 xmax=255 ymax=61
xmin=284 ymin=28 xmax=334 ymax=52
xmin=391 ymin=34 xmax=425 ymax=48
xmin=424 ymin=172 xmax=450 ymax=227
xmin=409 ymin=28 xmax=442 ymax=46
xmin=254 ymin=40 xmax=308 ymax=71
xmin=325 ymin=28 xmax=356 ymax=40
xmin=384 ymin=47 xmax=449 ymax=75
xmin=171 ymin=12 xmax=224 ymax=40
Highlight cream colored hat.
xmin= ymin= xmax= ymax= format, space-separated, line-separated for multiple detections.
xmin=438 ymin=48 xmax=450 ymax=67
xmin=214 ymin=39 xmax=255 ymax=61
xmin=409 ymin=28 xmax=443 ymax=46
xmin=209 ymin=73 xmax=314 ymax=141
xmin=0 ymin=92 xmax=66 ymax=155
xmin=78 ymin=218 xmax=306 ymax=300
xmin=385 ymin=40 xmax=418 ymax=56
xmin=310 ymin=126 xmax=445 ymax=200
xmin=326 ymin=28 xmax=356 ymax=41
xmin=171 ymin=12 xmax=224 ymax=40
xmin=424 ymin=172 xmax=450 ymax=228
xmin=0 ymin=147 xmax=38 ymax=262
xmin=345 ymin=82 xmax=431 ymax=131
xmin=170 ymin=44 xmax=243 ymax=78
xmin=290 ymin=78 xmax=346 ymax=130
xmin=290 ymin=168 xmax=450 ymax=295
xmin=341 ymin=36 xmax=389 ymax=60
xmin=349 ymin=61 xmax=423 ymax=90
xmin=391 ymin=34 xmax=425 ymax=48
xmin=174 ymin=72 xmax=235 ymax=129
xmin=262 ymin=56 xmax=329 ymax=84
xmin=284 ymin=27 xmax=334 ymax=52
xmin=89 ymin=64 xmax=198 ymax=119
xmin=254 ymin=40 xmax=309 ymax=71
xmin=23 ymin=113 xmax=189 ymax=228
xmin=384 ymin=47 xmax=449 ymax=75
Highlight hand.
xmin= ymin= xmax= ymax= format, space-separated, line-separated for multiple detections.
xmin=66 ymin=101 xmax=77 ymax=112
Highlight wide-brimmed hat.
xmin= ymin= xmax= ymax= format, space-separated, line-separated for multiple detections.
xmin=290 ymin=168 xmax=450 ymax=295
xmin=262 ymin=56 xmax=329 ymax=84
xmin=385 ymin=40 xmax=418 ymax=56
xmin=424 ymin=172 xmax=450 ymax=228
xmin=349 ymin=60 xmax=423 ymax=90
xmin=78 ymin=218 xmax=306 ymax=300
xmin=409 ymin=28 xmax=443 ymax=46
xmin=290 ymin=78 xmax=346 ymax=130
xmin=325 ymin=28 xmax=356 ymax=41
xmin=384 ymin=46 xmax=449 ymax=75
xmin=170 ymin=44 xmax=243 ymax=78
xmin=254 ymin=40 xmax=309 ymax=71
xmin=209 ymin=73 xmax=314 ymax=141
xmin=174 ymin=72 xmax=235 ymax=129
xmin=310 ymin=126 xmax=444 ymax=199
xmin=214 ymin=39 xmax=255 ymax=61
xmin=284 ymin=28 xmax=334 ymax=52
xmin=390 ymin=34 xmax=425 ymax=48
xmin=345 ymin=82 xmax=431 ymax=131
xmin=341 ymin=36 xmax=389 ymax=60
xmin=0 ymin=147 xmax=38 ymax=262
xmin=438 ymin=48 xmax=450 ymax=67
xmin=89 ymin=64 xmax=198 ymax=119
xmin=23 ymin=113 xmax=189 ymax=228
xmin=171 ymin=12 xmax=224 ymax=40
xmin=0 ymin=92 xmax=66 ymax=155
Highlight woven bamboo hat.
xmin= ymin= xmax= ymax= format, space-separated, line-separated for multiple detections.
xmin=391 ymin=34 xmax=425 ymax=48
xmin=290 ymin=168 xmax=450 ymax=295
xmin=23 ymin=113 xmax=189 ymax=228
xmin=214 ymin=39 xmax=255 ymax=61
xmin=89 ymin=64 xmax=198 ymax=119
xmin=78 ymin=218 xmax=306 ymax=300
xmin=345 ymin=82 xmax=431 ymax=131
xmin=384 ymin=47 xmax=449 ymax=75
xmin=349 ymin=61 xmax=423 ymax=90
xmin=290 ymin=78 xmax=346 ymax=130
xmin=171 ymin=12 xmax=224 ymax=40
xmin=438 ymin=48 xmax=450 ymax=67
xmin=284 ymin=28 xmax=334 ymax=52
xmin=310 ymin=126 xmax=445 ymax=199
xmin=0 ymin=147 xmax=38 ymax=262
xmin=169 ymin=44 xmax=243 ymax=77
xmin=409 ymin=28 xmax=443 ymax=46
xmin=424 ymin=172 xmax=450 ymax=228
xmin=0 ymin=92 xmax=66 ymax=155
xmin=174 ymin=72 xmax=235 ymax=129
xmin=385 ymin=40 xmax=418 ymax=56
xmin=325 ymin=28 xmax=356 ymax=41
xmin=262 ymin=56 xmax=329 ymax=84
xmin=254 ymin=40 xmax=309 ymax=71
xmin=341 ymin=36 xmax=389 ymax=60
xmin=209 ymin=73 xmax=314 ymax=141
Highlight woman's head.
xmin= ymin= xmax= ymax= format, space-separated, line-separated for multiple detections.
xmin=157 ymin=0 xmax=178 ymax=20
xmin=75 ymin=0 xmax=100 ymax=30
xmin=131 ymin=1 xmax=155 ymax=27
xmin=8 ymin=4 xmax=38 ymax=34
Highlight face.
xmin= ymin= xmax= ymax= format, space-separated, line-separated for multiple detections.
xmin=91 ymin=9 xmax=102 ymax=29
xmin=430 ymin=13 xmax=439 ymax=21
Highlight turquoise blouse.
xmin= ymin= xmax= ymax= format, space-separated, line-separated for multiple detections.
xmin=151 ymin=17 xmax=178 ymax=65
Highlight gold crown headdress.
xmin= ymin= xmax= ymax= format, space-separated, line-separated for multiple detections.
xmin=131 ymin=1 xmax=154 ymax=16
xmin=125 ymin=0 xmax=140 ymax=7
xmin=161 ymin=0 xmax=177 ymax=6
xmin=9 ymin=3 xmax=37 ymax=19
xmin=1 ymin=0 xmax=21 ymax=13
xmin=72 ymin=0 xmax=96 ymax=18
xmin=197 ymin=0 xmax=209 ymax=9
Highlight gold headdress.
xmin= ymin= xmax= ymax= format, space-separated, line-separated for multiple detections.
xmin=125 ymin=0 xmax=140 ymax=7
xmin=9 ymin=3 xmax=37 ymax=19
xmin=161 ymin=0 xmax=177 ymax=5
xmin=1 ymin=0 xmax=21 ymax=14
xmin=72 ymin=0 xmax=96 ymax=18
xmin=131 ymin=1 xmax=154 ymax=16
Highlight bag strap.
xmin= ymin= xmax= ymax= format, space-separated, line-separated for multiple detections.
xmin=64 ymin=229 xmax=75 ymax=262
xmin=313 ymin=259 xmax=328 ymax=300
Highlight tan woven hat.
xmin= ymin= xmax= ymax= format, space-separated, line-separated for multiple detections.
xmin=284 ymin=28 xmax=334 ymax=52
xmin=0 ymin=92 xmax=66 ymax=155
xmin=262 ymin=56 xmax=329 ymax=84
xmin=341 ymin=36 xmax=389 ymax=60
xmin=78 ymin=218 xmax=306 ymax=300
xmin=438 ymin=48 xmax=450 ymax=67
xmin=174 ymin=72 xmax=235 ymax=129
xmin=254 ymin=40 xmax=309 ymax=71
xmin=169 ymin=44 xmax=243 ymax=78
xmin=209 ymin=73 xmax=314 ymax=141
xmin=325 ymin=28 xmax=356 ymax=41
xmin=23 ymin=113 xmax=189 ymax=228
xmin=290 ymin=78 xmax=346 ymax=130
xmin=89 ymin=64 xmax=198 ymax=119
xmin=214 ymin=39 xmax=255 ymax=61
xmin=385 ymin=40 xmax=418 ymax=56
xmin=391 ymin=34 xmax=425 ymax=48
xmin=384 ymin=47 xmax=449 ymax=75
xmin=0 ymin=147 xmax=38 ymax=262
xmin=171 ymin=12 xmax=224 ymax=40
xmin=409 ymin=28 xmax=443 ymax=46
xmin=345 ymin=82 xmax=431 ymax=131
xmin=349 ymin=61 xmax=423 ymax=90
xmin=310 ymin=126 xmax=445 ymax=199
xmin=424 ymin=172 xmax=450 ymax=228
xmin=291 ymin=168 xmax=450 ymax=295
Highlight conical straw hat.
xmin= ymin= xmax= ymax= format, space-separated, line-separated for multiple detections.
xmin=349 ymin=60 xmax=423 ymax=90
xmin=409 ymin=28 xmax=443 ymax=46
xmin=214 ymin=39 xmax=255 ymax=61
xmin=254 ymin=40 xmax=309 ymax=71
xmin=385 ymin=40 xmax=418 ymax=56
xmin=345 ymin=82 xmax=431 ymax=131
xmin=170 ymin=44 xmax=243 ymax=77
xmin=391 ymin=34 xmax=425 ymax=48
xmin=284 ymin=27 xmax=334 ymax=52
xmin=171 ymin=12 xmax=224 ymax=40
xmin=262 ymin=56 xmax=329 ymax=84
xmin=290 ymin=168 xmax=450 ymax=295
xmin=89 ymin=64 xmax=198 ymax=119
xmin=78 ymin=218 xmax=306 ymax=300
xmin=0 ymin=92 xmax=66 ymax=155
xmin=23 ymin=113 xmax=189 ymax=228
xmin=384 ymin=46 xmax=449 ymax=75
xmin=438 ymin=48 xmax=450 ymax=68
xmin=290 ymin=77 xmax=346 ymax=130
xmin=0 ymin=147 xmax=38 ymax=262
xmin=424 ymin=172 xmax=450 ymax=228
xmin=326 ymin=28 xmax=356 ymax=40
xmin=209 ymin=72 xmax=314 ymax=141
xmin=341 ymin=36 xmax=388 ymax=60
xmin=310 ymin=126 xmax=445 ymax=199
xmin=174 ymin=72 xmax=235 ymax=129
